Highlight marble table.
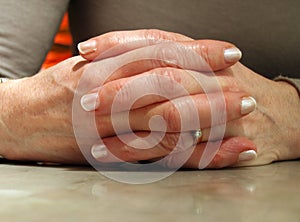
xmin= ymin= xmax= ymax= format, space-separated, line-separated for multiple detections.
xmin=1 ymin=160 xmax=299 ymax=222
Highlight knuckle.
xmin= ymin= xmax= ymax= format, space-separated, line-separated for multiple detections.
xmin=160 ymin=133 xmax=180 ymax=153
xmin=159 ymin=133 xmax=193 ymax=156
xmin=144 ymin=29 xmax=166 ymax=40
xmin=198 ymin=44 xmax=211 ymax=67
xmin=150 ymin=45 xmax=187 ymax=69
xmin=208 ymin=94 xmax=227 ymax=125
xmin=154 ymin=46 xmax=171 ymax=61
xmin=153 ymin=45 xmax=182 ymax=67
xmin=222 ymin=77 xmax=239 ymax=91
xmin=205 ymin=141 xmax=224 ymax=169
xmin=158 ymin=68 xmax=183 ymax=84
xmin=207 ymin=153 xmax=224 ymax=169
xmin=114 ymin=82 xmax=132 ymax=107
xmin=162 ymin=104 xmax=181 ymax=132
xmin=111 ymin=79 xmax=125 ymax=93
xmin=143 ymin=68 xmax=185 ymax=100
xmin=119 ymin=145 xmax=137 ymax=162
xmin=106 ymin=31 xmax=124 ymax=44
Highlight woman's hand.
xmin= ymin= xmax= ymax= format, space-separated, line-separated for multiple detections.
xmin=216 ymin=63 xmax=300 ymax=166
xmin=0 ymin=57 xmax=88 ymax=164
xmin=76 ymin=30 xmax=258 ymax=169
xmin=85 ymin=68 xmax=258 ymax=169
xmin=89 ymin=63 xmax=299 ymax=169
xmin=78 ymin=30 xmax=300 ymax=168
xmin=78 ymin=29 xmax=243 ymax=70
xmin=0 ymin=30 xmax=245 ymax=166
xmin=87 ymin=63 xmax=300 ymax=169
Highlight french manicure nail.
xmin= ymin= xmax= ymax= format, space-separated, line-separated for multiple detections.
xmin=78 ymin=40 xmax=97 ymax=54
xmin=224 ymin=47 xmax=242 ymax=62
xmin=81 ymin=93 xmax=100 ymax=111
xmin=241 ymin=96 xmax=257 ymax=115
xmin=91 ymin=144 xmax=108 ymax=159
xmin=238 ymin=150 xmax=257 ymax=162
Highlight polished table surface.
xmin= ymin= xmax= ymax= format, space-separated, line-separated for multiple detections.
xmin=0 ymin=160 xmax=299 ymax=222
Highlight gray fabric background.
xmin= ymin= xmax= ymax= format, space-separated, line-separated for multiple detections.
xmin=1 ymin=0 xmax=299 ymax=79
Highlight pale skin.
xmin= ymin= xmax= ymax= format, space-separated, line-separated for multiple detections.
xmin=85 ymin=63 xmax=300 ymax=168
xmin=218 ymin=63 xmax=300 ymax=167
xmin=0 ymin=30 xmax=299 ymax=168
xmin=0 ymin=30 xmax=255 ymax=168
xmin=79 ymin=30 xmax=300 ymax=168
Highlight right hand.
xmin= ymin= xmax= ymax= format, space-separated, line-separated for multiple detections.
xmin=0 ymin=57 xmax=89 ymax=164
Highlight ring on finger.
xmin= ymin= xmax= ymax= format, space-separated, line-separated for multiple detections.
xmin=192 ymin=129 xmax=203 ymax=144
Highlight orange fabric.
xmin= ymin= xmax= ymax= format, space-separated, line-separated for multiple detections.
xmin=41 ymin=13 xmax=72 ymax=69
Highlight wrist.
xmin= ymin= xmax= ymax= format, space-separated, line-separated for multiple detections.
xmin=0 ymin=78 xmax=18 ymax=158
xmin=274 ymin=76 xmax=300 ymax=99
xmin=277 ymin=81 xmax=300 ymax=155
xmin=0 ymin=77 xmax=42 ymax=159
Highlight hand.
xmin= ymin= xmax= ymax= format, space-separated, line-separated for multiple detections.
xmin=80 ymin=30 xmax=300 ymax=168
xmin=92 ymin=63 xmax=299 ymax=169
xmin=78 ymin=29 xmax=242 ymax=70
xmin=85 ymin=67 xmax=258 ymax=169
xmin=0 ymin=57 xmax=88 ymax=164
xmin=77 ymin=30 xmax=258 ymax=169
xmin=0 ymin=29 xmax=244 ymax=165
xmin=215 ymin=63 xmax=300 ymax=166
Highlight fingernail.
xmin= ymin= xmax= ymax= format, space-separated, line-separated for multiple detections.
xmin=238 ymin=150 xmax=257 ymax=161
xmin=241 ymin=96 xmax=257 ymax=115
xmin=91 ymin=144 xmax=108 ymax=159
xmin=78 ymin=40 xmax=97 ymax=54
xmin=81 ymin=93 xmax=99 ymax=111
xmin=224 ymin=47 xmax=242 ymax=62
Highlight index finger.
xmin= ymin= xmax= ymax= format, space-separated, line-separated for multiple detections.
xmin=78 ymin=29 xmax=193 ymax=60
xmin=77 ymin=29 xmax=242 ymax=71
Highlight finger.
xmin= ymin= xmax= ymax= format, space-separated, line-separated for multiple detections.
xmin=90 ymin=133 xmax=257 ymax=170
xmin=129 ymin=92 xmax=256 ymax=132
xmin=167 ymin=137 xmax=257 ymax=169
xmin=78 ymin=29 xmax=193 ymax=60
xmin=82 ymin=68 xmax=239 ymax=114
xmin=95 ymin=120 xmax=247 ymax=157
xmin=94 ymin=92 xmax=256 ymax=137
xmin=91 ymin=131 xmax=195 ymax=163
xmin=79 ymin=41 xmax=242 ymax=98
xmin=78 ymin=30 xmax=241 ymax=71
xmin=84 ymin=40 xmax=242 ymax=82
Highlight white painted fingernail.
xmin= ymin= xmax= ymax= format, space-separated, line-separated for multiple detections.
xmin=78 ymin=40 xmax=97 ymax=55
xmin=241 ymin=96 xmax=257 ymax=115
xmin=224 ymin=47 xmax=242 ymax=62
xmin=81 ymin=93 xmax=99 ymax=111
xmin=91 ymin=144 xmax=108 ymax=159
xmin=238 ymin=150 xmax=257 ymax=162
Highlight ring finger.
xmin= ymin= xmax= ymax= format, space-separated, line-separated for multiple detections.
xmin=90 ymin=132 xmax=257 ymax=169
